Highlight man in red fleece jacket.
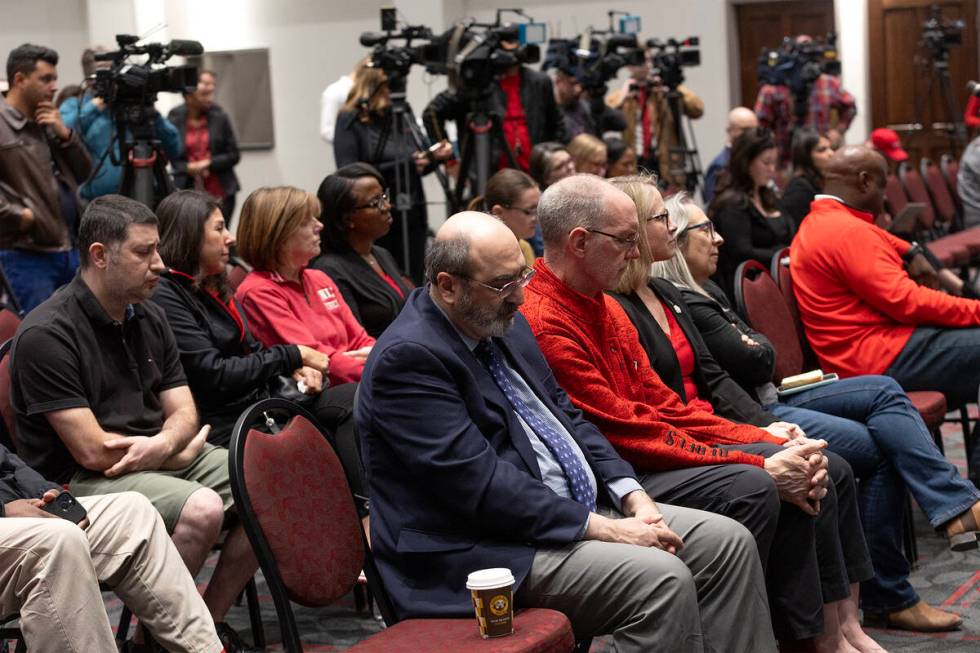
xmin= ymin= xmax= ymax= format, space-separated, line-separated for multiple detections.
xmin=522 ymin=174 xmax=875 ymax=648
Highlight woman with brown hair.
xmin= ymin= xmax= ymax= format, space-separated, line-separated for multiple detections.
xmin=333 ymin=66 xmax=452 ymax=283
xmin=467 ymin=168 xmax=540 ymax=265
xmin=234 ymin=186 xmax=375 ymax=386
xmin=708 ymin=126 xmax=790 ymax=300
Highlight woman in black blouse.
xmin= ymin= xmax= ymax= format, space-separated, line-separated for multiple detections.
xmin=333 ymin=67 xmax=452 ymax=283
xmin=311 ymin=163 xmax=411 ymax=338
xmin=652 ymin=190 xmax=980 ymax=633
xmin=708 ymin=127 xmax=791 ymax=300
xmin=780 ymin=129 xmax=833 ymax=229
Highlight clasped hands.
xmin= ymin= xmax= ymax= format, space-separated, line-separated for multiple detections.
xmin=762 ymin=423 xmax=830 ymax=516
xmin=103 ymin=424 xmax=210 ymax=478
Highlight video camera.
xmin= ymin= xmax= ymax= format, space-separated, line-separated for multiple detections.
xmin=921 ymin=4 xmax=964 ymax=63
xmin=757 ymin=33 xmax=839 ymax=93
xmin=647 ymin=37 xmax=701 ymax=90
xmin=359 ymin=9 xmax=545 ymax=101
xmin=92 ymin=34 xmax=201 ymax=127
xmin=543 ymin=29 xmax=644 ymax=96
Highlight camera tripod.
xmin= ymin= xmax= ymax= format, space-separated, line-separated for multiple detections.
xmin=661 ymin=86 xmax=704 ymax=197
xmin=452 ymin=94 xmax=518 ymax=208
xmin=371 ymin=75 xmax=452 ymax=276
xmin=914 ymin=53 xmax=967 ymax=153
xmin=110 ymin=110 xmax=176 ymax=209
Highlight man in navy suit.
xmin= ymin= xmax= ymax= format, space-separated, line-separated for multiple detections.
xmin=356 ymin=211 xmax=776 ymax=652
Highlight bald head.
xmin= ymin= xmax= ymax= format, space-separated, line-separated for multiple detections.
xmin=822 ymin=145 xmax=888 ymax=215
xmin=434 ymin=210 xmax=522 ymax=276
xmin=726 ymin=107 xmax=758 ymax=142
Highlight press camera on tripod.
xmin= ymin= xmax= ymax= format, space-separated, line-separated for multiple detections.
xmin=914 ymin=4 xmax=967 ymax=148
xmin=757 ymin=33 xmax=839 ymax=125
xmin=93 ymin=34 xmax=203 ymax=208
xmin=542 ymin=26 xmax=645 ymax=98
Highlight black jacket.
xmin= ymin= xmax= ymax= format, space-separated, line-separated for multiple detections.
xmin=310 ymin=245 xmax=410 ymax=338
xmin=610 ymin=278 xmax=777 ymax=427
xmin=678 ymin=280 xmax=779 ymax=404
xmin=422 ymin=66 xmax=569 ymax=161
xmin=0 ymin=444 xmax=60 ymax=517
xmin=780 ymin=176 xmax=819 ymax=230
xmin=333 ymin=109 xmax=428 ymax=208
xmin=167 ymin=103 xmax=241 ymax=197
xmin=149 ymin=273 xmax=301 ymax=446
xmin=710 ymin=195 xmax=794 ymax=301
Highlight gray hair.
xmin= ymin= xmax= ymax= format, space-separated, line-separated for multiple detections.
xmin=537 ymin=174 xmax=610 ymax=250
xmin=650 ymin=192 xmax=710 ymax=297
xmin=424 ymin=235 xmax=472 ymax=284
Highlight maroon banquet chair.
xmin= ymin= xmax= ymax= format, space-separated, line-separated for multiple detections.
xmin=226 ymin=255 xmax=252 ymax=292
xmin=940 ymin=153 xmax=960 ymax=203
xmin=229 ymin=398 xmax=576 ymax=653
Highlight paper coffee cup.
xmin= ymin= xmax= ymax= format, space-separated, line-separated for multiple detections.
xmin=466 ymin=568 xmax=515 ymax=638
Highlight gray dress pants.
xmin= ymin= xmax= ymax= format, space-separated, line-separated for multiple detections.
xmin=520 ymin=502 xmax=776 ymax=653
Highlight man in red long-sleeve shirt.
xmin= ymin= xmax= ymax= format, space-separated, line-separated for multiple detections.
xmin=521 ymin=174 xmax=877 ymax=646
xmin=791 ymin=146 xmax=980 ymax=409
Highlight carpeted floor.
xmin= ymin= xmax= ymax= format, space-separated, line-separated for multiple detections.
xmin=88 ymin=412 xmax=980 ymax=651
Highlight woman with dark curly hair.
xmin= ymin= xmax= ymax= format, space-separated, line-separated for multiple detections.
xmin=708 ymin=126 xmax=792 ymax=299
xmin=780 ymin=129 xmax=833 ymax=229
xmin=311 ymin=163 xmax=411 ymax=338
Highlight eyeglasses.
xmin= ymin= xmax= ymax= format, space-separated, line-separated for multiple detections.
xmin=586 ymin=228 xmax=640 ymax=250
xmin=354 ymin=192 xmax=389 ymax=212
xmin=681 ymin=220 xmax=715 ymax=238
xmin=506 ymin=205 xmax=537 ymax=217
xmin=463 ymin=267 xmax=536 ymax=296
xmin=646 ymin=209 xmax=670 ymax=226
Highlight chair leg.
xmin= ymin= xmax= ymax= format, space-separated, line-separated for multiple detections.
xmin=116 ymin=606 xmax=133 ymax=643
xmin=903 ymin=493 xmax=919 ymax=571
xmin=931 ymin=426 xmax=945 ymax=455
xmin=354 ymin=582 xmax=365 ymax=613
xmin=245 ymin=577 xmax=265 ymax=649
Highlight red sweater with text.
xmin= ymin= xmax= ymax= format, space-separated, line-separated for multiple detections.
xmin=791 ymin=197 xmax=980 ymax=377
xmin=236 ymin=269 xmax=375 ymax=385
xmin=521 ymin=260 xmax=781 ymax=471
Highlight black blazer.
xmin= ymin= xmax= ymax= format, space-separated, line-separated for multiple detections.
xmin=357 ymin=287 xmax=637 ymax=619
xmin=422 ymin=66 xmax=569 ymax=157
xmin=149 ymin=273 xmax=301 ymax=445
xmin=310 ymin=245 xmax=410 ymax=338
xmin=610 ymin=278 xmax=776 ymax=427
xmin=678 ymin=280 xmax=779 ymax=404
xmin=167 ymin=103 xmax=241 ymax=196
xmin=780 ymin=176 xmax=819 ymax=230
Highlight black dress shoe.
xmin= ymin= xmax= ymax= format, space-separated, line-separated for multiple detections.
xmin=216 ymin=622 xmax=262 ymax=653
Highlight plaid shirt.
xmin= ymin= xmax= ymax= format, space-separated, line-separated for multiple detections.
xmin=754 ymin=74 xmax=856 ymax=164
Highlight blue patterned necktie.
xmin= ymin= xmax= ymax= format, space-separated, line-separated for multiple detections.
xmin=475 ymin=340 xmax=597 ymax=512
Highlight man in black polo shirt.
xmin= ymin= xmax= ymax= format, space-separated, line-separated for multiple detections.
xmin=11 ymin=194 xmax=258 ymax=652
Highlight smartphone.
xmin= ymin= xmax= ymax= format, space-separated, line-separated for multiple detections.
xmin=41 ymin=491 xmax=88 ymax=524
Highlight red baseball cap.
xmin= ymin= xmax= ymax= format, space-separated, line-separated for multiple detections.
xmin=869 ymin=128 xmax=909 ymax=162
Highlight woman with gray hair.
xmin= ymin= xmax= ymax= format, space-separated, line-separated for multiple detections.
xmin=623 ymin=186 xmax=979 ymax=634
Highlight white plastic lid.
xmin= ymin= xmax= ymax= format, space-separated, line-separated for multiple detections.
xmin=466 ymin=568 xmax=515 ymax=590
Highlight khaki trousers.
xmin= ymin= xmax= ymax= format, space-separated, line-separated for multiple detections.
xmin=0 ymin=492 xmax=222 ymax=653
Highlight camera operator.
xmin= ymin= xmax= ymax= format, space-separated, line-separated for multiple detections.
xmin=423 ymin=27 xmax=568 ymax=173
xmin=0 ymin=43 xmax=91 ymax=312
xmin=754 ymin=35 xmax=856 ymax=164
xmin=335 ymin=65 xmax=453 ymax=284
xmin=605 ymin=48 xmax=703 ymax=188
xmin=60 ymin=47 xmax=182 ymax=202
xmin=168 ymin=70 xmax=241 ymax=219
xmin=553 ymin=66 xmax=626 ymax=139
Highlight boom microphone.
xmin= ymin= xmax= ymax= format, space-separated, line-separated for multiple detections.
xmin=360 ymin=32 xmax=389 ymax=47
xmin=167 ymin=40 xmax=204 ymax=56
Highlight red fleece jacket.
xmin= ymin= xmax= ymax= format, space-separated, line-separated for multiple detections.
xmin=521 ymin=259 xmax=782 ymax=471
xmin=791 ymin=197 xmax=980 ymax=377
xmin=236 ymin=268 xmax=375 ymax=385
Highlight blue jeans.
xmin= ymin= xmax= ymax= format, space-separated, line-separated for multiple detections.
xmin=767 ymin=374 xmax=980 ymax=612
xmin=886 ymin=326 xmax=980 ymax=407
xmin=0 ymin=249 xmax=79 ymax=314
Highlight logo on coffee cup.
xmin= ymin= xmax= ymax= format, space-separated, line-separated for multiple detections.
xmin=489 ymin=594 xmax=510 ymax=617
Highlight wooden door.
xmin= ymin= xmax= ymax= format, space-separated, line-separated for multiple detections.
xmin=868 ymin=0 xmax=978 ymax=162
xmin=735 ymin=0 xmax=837 ymax=108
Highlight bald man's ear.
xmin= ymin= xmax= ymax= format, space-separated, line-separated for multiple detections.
xmin=568 ymin=227 xmax=590 ymax=259
xmin=432 ymin=271 xmax=462 ymax=305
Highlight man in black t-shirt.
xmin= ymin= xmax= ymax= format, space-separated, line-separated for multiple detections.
xmin=11 ymin=194 xmax=259 ymax=652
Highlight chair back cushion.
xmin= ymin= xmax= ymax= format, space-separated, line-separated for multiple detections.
xmin=0 ymin=341 xmax=15 ymax=450
xmin=242 ymin=414 xmax=364 ymax=606
xmin=941 ymin=154 xmax=959 ymax=197
xmin=735 ymin=260 xmax=804 ymax=382
xmin=0 ymin=310 xmax=20 ymax=345
xmin=885 ymin=174 xmax=908 ymax=216
xmin=898 ymin=162 xmax=937 ymax=229
xmin=921 ymin=159 xmax=957 ymax=224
